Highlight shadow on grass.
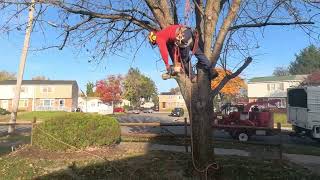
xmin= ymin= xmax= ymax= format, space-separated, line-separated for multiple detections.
xmin=31 ymin=136 xmax=320 ymax=180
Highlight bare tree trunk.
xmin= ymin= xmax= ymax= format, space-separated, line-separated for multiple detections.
xmin=177 ymin=69 xmax=214 ymax=177
xmin=8 ymin=0 xmax=35 ymax=134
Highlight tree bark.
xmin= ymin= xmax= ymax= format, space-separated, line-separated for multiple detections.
xmin=177 ymin=69 xmax=214 ymax=177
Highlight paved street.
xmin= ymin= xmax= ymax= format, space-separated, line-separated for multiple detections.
xmin=117 ymin=113 xmax=320 ymax=146
xmin=0 ymin=113 xmax=318 ymax=146
xmin=0 ymin=125 xmax=31 ymax=136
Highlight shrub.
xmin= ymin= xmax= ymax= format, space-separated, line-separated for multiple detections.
xmin=0 ymin=108 xmax=10 ymax=115
xmin=32 ymin=113 xmax=121 ymax=151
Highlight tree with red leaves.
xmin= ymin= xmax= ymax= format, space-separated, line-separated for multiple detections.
xmin=96 ymin=75 xmax=123 ymax=105
xmin=302 ymin=71 xmax=320 ymax=86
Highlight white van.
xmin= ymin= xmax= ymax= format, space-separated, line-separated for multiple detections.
xmin=288 ymin=87 xmax=320 ymax=139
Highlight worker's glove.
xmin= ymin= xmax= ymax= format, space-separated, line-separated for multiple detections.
xmin=166 ymin=64 xmax=171 ymax=72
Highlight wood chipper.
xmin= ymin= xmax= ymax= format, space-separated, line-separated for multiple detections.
xmin=214 ymin=99 xmax=281 ymax=141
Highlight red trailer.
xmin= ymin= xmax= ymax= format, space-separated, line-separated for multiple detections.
xmin=214 ymin=99 xmax=281 ymax=141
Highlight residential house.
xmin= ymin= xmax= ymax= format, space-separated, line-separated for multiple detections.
xmin=0 ymin=80 xmax=78 ymax=112
xmin=248 ymin=75 xmax=307 ymax=108
xmin=78 ymin=97 xmax=113 ymax=114
xmin=158 ymin=92 xmax=187 ymax=111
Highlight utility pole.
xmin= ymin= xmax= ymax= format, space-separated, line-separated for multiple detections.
xmin=8 ymin=0 xmax=35 ymax=134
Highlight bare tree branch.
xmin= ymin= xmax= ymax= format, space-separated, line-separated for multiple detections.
xmin=229 ymin=21 xmax=315 ymax=31
xmin=211 ymin=0 xmax=241 ymax=66
xmin=211 ymin=57 xmax=252 ymax=97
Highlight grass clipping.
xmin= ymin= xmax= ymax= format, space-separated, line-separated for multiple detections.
xmin=32 ymin=113 xmax=121 ymax=151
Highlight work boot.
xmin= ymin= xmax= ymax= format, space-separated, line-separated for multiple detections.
xmin=162 ymin=73 xmax=174 ymax=80
xmin=209 ymin=68 xmax=219 ymax=80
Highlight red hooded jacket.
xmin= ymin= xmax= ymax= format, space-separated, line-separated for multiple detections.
xmin=155 ymin=25 xmax=182 ymax=69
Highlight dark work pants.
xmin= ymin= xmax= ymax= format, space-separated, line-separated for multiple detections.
xmin=179 ymin=29 xmax=212 ymax=76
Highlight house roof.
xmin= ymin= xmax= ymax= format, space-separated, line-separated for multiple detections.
xmin=0 ymin=80 xmax=78 ymax=86
xmin=248 ymin=75 xmax=308 ymax=83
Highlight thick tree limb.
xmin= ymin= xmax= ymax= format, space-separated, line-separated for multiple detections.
xmin=211 ymin=57 xmax=252 ymax=97
xmin=194 ymin=0 xmax=204 ymax=47
xmin=229 ymin=21 xmax=315 ymax=31
xmin=144 ymin=0 xmax=173 ymax=28
xmin=203 ymin=0 xmax=221 ymax=58
xmin=211 ymin=0 xmax=241 ymax=66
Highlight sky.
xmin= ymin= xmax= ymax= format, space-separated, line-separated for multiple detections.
xmin=0 ymin=14 xmax=317 ymax=93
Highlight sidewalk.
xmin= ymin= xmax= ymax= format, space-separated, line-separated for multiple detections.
xmin=120 ymin=142 xmax=320 ymax=175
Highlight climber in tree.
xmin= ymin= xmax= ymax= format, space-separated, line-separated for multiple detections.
xmin=148 ymin=24 xmax=218 ymax=80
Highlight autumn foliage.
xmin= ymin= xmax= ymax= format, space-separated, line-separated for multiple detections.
xmin=301 ymin=70 xmax=320 ymax=86
xmin=211 ymin=68 xmax=246 ymax=96
xmin=96 ymin=75 xmax=123 ymax=104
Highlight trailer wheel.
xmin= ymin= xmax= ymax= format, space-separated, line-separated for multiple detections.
xmin=237 ymin=132 xmax=249 ymax=142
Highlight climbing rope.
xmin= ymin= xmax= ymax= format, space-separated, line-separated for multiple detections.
xmin=174 ymin=32 xmax=219 ymax=179
xmin=34 ymin=126 xmax=122 ymax=175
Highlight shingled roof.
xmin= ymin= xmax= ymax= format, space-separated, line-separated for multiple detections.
xmin=249 ymin=75 xmax=308 ymax=83
xmin=0 ymin=80 xmax=78 ymax=86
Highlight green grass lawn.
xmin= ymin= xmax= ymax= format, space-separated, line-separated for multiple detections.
xmin=0 ymin=146 xmax=318 ymax=180
xmin=0 ymin=111 xmax=71 ymax=122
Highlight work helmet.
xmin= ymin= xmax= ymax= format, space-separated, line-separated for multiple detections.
xmin=148 ymin=31 xmax=157 ymax=45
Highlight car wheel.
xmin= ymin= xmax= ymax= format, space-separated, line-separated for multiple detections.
xmin=238 ymin=132 xmax=249 ymax=142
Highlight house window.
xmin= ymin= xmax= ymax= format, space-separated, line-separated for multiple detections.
xmin=267 ymin=84 xmax=270 ymax=91
xmin=21 ymin=87 xmax=28 ymax=93
xmin=18 ymin=99 xmax=28 ymax=107
xmin=98 ymin=102 xmax=102 ymax=107
xmin=91 ymin=102 xmax=96 ymax=107
xmin=41 ymin=99 xmax=54 ymax=107
xmin=271 ymin=84 xmax=275 ymax=91
xmin=279 ymin=83 xmax=284 ymax=91
xmin=162 ymin=102 xmax=166 ymax=108
xmin=59 ymin=99 xmax=65 ymax=107
xmin=41 ymin=86 xmax=53 ymax=93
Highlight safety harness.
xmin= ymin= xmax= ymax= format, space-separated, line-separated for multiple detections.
xmin=173 ymin=27 xmax=199 ymax=74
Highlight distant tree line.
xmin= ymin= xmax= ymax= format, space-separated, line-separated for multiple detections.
xmin=273 ymin=45 xmax=320 ymax=76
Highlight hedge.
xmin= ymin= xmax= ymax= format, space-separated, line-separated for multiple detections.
xmin=32 ymin=113 xmax=121 ymax=151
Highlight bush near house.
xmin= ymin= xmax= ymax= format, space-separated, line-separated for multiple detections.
xmin=0 ymin=108 xmax=10 ymax=115
xmin=32 ymin=113 xmax=120 ymax=151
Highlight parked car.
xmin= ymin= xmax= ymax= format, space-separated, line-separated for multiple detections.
xmin=114 ymin=107 xmax=125 ymax=113
xmin=143 ymin=108 xmax=154 ymax=113
xmin=170 ymin=108 xmax=184 ymax=117
xmin=153 ymin=106 xmax=159 ymax=112
xmin=127 ymin=108 xmax=140 ymax=114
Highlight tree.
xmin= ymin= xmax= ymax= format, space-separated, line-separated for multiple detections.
xmin=169 ymin=87 xmax=181 ymax=95
xmin=1 ymin=0 xmax=319 ymax=177
xmin=273 ymin=67 xmax=290 ymax=76
xmin=32 ymin=75 xmax=49 ymax=80
xmin=96 ymin=75 xmax=123 ymax=105
xmin=301 ymin=71 xmax=320 ymax=86
xmin=289 ymin=45 xmax=320 ymax=75
xmin=211 ymin=68 xmax=246 ymax=97
xmin=85 ymin=81 xmax=96 ymax=97
xmin=211 ymin=68 xmax=246 ymax=110
xmin=123 ymin=68 xmax=157 ymax=107
xmin=0 ymin=71 xmax=16 ymax=81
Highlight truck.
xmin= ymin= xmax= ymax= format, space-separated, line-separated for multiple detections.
xmin=287 ymin=87 xmax=320 ymax=140
xmin=214 ymin=99 xmax=280 ymax=141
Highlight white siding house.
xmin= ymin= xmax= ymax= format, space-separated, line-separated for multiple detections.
xmin=248 ymin=75 xmax=307 ymax=108
xmin=78 ymin=97 xmax=113 ymax=114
